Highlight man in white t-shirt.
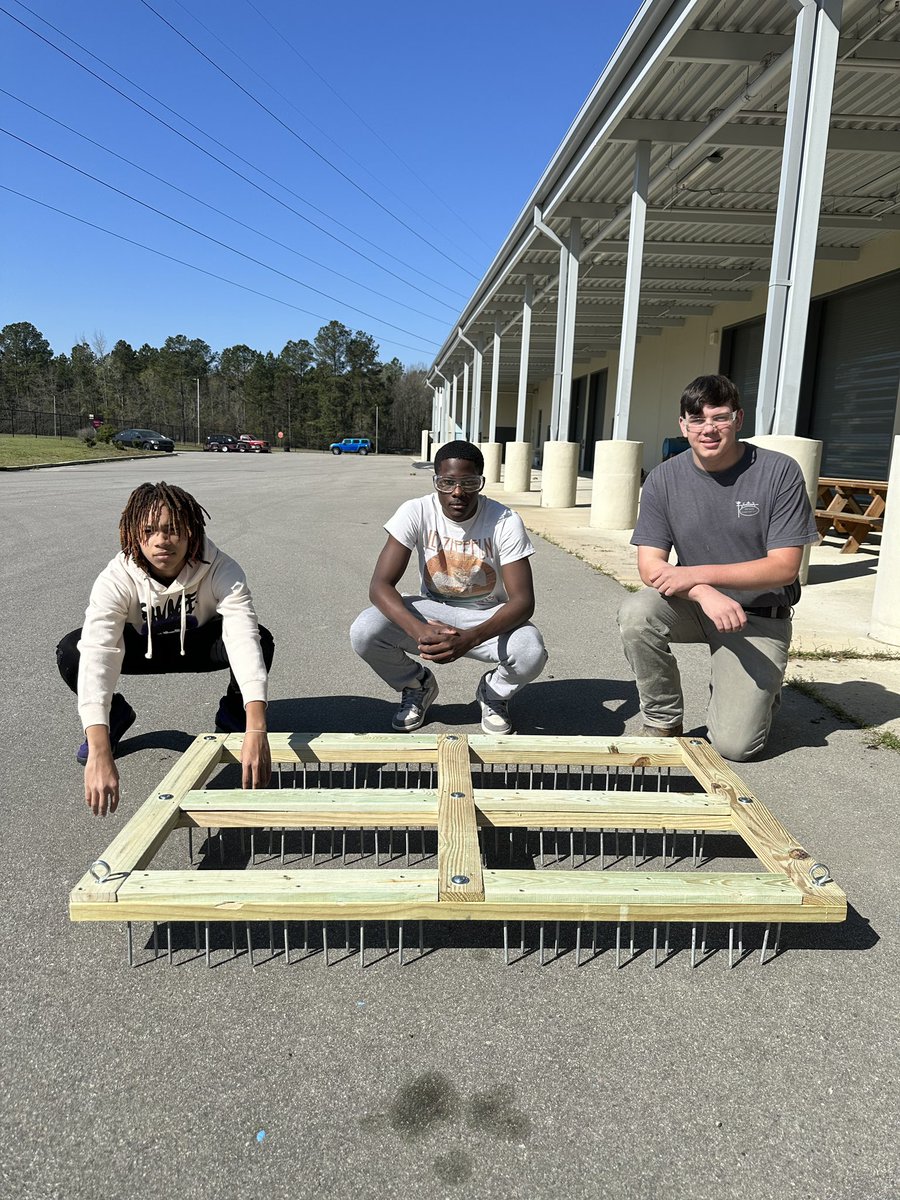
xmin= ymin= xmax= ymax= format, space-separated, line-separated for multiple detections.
xmin=350 ymin=440 xmax=548 ymax=733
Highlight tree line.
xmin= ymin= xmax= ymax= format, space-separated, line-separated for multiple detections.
xmin=0 ymin=319 xmax=431 ymax=451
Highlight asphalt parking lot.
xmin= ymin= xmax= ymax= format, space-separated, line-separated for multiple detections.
xmin=1 ymin=452 xmax=895 ymax=1200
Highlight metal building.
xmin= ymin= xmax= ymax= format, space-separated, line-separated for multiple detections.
xmin=427 ymin=0 xmax=900 ymax=484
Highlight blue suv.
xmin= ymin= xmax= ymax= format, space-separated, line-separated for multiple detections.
xmin=329 ymin=437 xmax=371 ymax=455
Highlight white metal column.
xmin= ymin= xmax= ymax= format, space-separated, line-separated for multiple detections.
xmin=470 ymin=339 xmax=483 ymax=443
xmin=612 ymin=140 xmax=651 ymax=441
xmin=516 ymin=277 xmax=534 ymax=441
xmin=450 ymin=373 xmax=459 ymax=438
xmin=461 ymin=359 xmax=470 ymax=441
xmin=489 ymin=320 xmax=500 ymax=441
xmin=549 ymin=243 xmax=569 ymax=440
xmin=756 ymin=0 xmax=842 ymax=435
xmin=556 ymin=218 xmax=582 ymax=442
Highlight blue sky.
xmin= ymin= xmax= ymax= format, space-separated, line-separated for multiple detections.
xmin=1 ymin=1 xmax=643 ymax=366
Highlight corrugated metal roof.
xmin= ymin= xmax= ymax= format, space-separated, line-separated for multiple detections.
xmin=432 ymin=0 xmax=900 ymax=385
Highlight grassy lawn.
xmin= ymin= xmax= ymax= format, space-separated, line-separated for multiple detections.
xmin=0 ymin=435 xmax=196 ymax=468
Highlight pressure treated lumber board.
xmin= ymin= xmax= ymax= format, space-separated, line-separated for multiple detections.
xmin=177 ymin=788 xmax=732 ymax=831
xmin=71 ymin=868 xmax=805 ymax=924
xmin=219 ymin=732 xmax=688 ymax=768
xmin=436 ymin=733 xmax=483 ymax=902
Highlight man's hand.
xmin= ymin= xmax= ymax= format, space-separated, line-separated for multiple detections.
xmin=645 ymin=560 xmax=697 ymax=597
xmin=84 ymin=746 xmax=120 ymax=817
xmin=417 ymin=619 xmax=475 ymax=663
xmin=241 ymin=729 xmax=271 ymax=789
xmin=689 ymin=585 xmax=747 ymax=633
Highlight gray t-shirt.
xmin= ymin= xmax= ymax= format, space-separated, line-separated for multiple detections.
xmin=631 ymin=444 xmax=818 ymax=608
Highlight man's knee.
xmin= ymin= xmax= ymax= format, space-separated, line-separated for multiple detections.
xmin=56 ymin=629 xmax=81 ymax=689
xmin=503 ymin=625 xmax=548 ymax=680
xmin=350 ymin=607 xmax=387 ymax=656
xmin=257 ymin=624 xmax=275 ymax=671
xmin=708 ymin=730 xmax=764 ymax=762
xmin=616 ymin=587 xmax=663 ymax=638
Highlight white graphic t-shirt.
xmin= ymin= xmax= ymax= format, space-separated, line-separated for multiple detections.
xmin=385 ymin=493 xmax=535 ymax=609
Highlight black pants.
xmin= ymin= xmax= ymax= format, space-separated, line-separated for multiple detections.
xmin=56 ymin=617 xmax=275 ymax=721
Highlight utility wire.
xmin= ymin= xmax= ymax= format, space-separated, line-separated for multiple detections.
xmin=4 ymin=1 xmax=467 ymax=303
xmin=0 ymin=184 xmax=438 ymax=357
xmin=244 ymin=0 xmax=494 ymax=254
xmin=1 ymin=127 xmax=440 ymax=345
xmin=173 ymin=0 xmax=486 ymax=270
xmin=138 ymin=0 xmax=479 ymax=278
xmin=1 ymin=87 xmax=450 ymax=324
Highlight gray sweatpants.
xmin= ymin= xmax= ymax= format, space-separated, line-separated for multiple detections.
xmin=617 ymin=588 xmax=791 ymax=762
xmin=350 ymin=597 xmax=548 ymax=700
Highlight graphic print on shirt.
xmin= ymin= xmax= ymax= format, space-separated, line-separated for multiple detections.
xmin=735 ymin=500 xmax=760 ymax=518
xmin=423 ymin=530 xmax=496 ymax=600
xmin=139 ymin=589 xmax=201 ymax=636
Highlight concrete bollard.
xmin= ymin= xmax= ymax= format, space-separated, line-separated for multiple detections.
xmin=870 ymin=435 xmax=900 ymax=647
xmin=540 ymin=441 xmax=579 ymax=509
xmin=481 ymin=442 xmax=502 ymax=484
xmin=504 ymin=441 xmax=533 ymax=493
xmin=747 ymin=434 xmax=823 ymax=586
xmin=590 ymin=440 xmax=643 ymax=529
xmin=420 ymin=429 xmax=430 ymax=461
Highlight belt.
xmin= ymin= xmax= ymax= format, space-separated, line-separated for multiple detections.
xmin=743 ymin=605 xmax=791 ymax=620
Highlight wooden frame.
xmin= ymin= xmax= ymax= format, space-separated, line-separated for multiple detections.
xmin=70 ymin=733 xmax=846 ymax=932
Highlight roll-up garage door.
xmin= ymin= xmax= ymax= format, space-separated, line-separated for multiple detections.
xmin=806 ymin=271 xmax=900 ymax=479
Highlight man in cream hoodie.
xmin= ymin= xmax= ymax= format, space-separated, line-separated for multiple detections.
xmin=56 ymin=482 xmax=274 ymax=816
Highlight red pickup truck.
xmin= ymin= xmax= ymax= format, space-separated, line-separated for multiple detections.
xmin=237 ymin=434 xmax=270 ymax=453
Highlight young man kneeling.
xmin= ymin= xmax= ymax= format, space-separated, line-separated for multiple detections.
xmin=351 ymin=440 xmax=547 ymax=734
xmin=57 ymin=482 xmax=274 ymax=815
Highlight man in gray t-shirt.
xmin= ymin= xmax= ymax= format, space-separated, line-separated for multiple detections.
xmin=617 ymin=374 xmax=818 ymax=761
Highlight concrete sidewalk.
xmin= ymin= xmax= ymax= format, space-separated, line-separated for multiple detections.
xmin=485 ymin=470 xmax=900 ymax=742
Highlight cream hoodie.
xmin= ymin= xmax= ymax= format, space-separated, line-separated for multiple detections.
xmin=77 ymin=537 xmax=268 ymax=730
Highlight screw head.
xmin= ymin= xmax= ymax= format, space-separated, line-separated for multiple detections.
xmin=451 ymin=875 xmax=470 ymax=885
xmin=203 ymin=735 xmax=217 ymax=741
xmin=737 ymin=796 xmax=753 ymax=805
xmin=158 ymin=792 xmax=174 ymax=800
xmin=445 ymin=735 xmax=459 ymax=742
xmin=450 ymin=791 xmax=465 ymax=799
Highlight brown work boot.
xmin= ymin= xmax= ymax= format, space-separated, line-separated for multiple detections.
xmin=639 ymin=723 xmax=683 ymax=738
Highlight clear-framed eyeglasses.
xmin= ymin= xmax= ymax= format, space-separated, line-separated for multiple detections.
xmin=681 ymin=410 xmax=740 ymax=431
xmin=433 ymin=474 xmax=485 ymax=494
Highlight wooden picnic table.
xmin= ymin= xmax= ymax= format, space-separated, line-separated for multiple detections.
xmin=815 ymin=476 xmax=888 ymax=554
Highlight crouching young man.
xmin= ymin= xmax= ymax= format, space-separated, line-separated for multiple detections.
xmin=617 ymin=375 xmax=818 ymax=761
xmin=57 ymin=482 xmax=274 ymax=815
xmin=350 ymin=440 xmax=548 ymax=734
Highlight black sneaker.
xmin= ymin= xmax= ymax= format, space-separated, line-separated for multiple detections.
xmin=76 ymin=694 xmax=136 ymax=766
xmin=391 ymin=670 xmax=439 ymax=732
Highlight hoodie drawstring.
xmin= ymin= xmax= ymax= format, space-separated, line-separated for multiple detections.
xmin=179 ymin=583 xmax=187 ymax=656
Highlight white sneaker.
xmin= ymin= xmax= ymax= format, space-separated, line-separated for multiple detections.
xmin=392 ymin=671 xmax=439 ymax=732
xmin=476 ymin=673 xmax=513 ymax=735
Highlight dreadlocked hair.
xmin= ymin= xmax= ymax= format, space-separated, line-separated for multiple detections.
xmin=119 ymin=482 xmax=209 ymax=572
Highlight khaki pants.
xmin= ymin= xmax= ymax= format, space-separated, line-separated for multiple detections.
xmin=617 ymin=588 xmax=790 ymax=761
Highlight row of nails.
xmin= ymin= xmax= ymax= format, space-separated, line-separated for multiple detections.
xmin=129 ymin=919 xmax=781 ymax=969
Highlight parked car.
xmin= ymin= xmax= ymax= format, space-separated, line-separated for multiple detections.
xmin=112 ymin=428 xmax=175 ymax=452
xmin=237 ymin=434 xmax=270 ymax=453
xmin=204 ymin=434 xmax=239 ymax=452
xmin=329 ymin=437 xmax=371 ymax=455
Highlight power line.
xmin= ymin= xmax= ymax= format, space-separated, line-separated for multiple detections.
xmin=4 ymin=1 xmax=468 ymax=304
xmin=244 ymin=0 xmax=495 ymax=254
xmin=138 ymin=0 xmax=480 ymax=279
xmin=0 ymin=184 xmax=438 ymax=357
xmin=172 ymin=0 xmax=486 ymax=270
xmin=1 ymin=87 xmax=452 ymax=324
xmin=0 ymin=130 xmax=442 ymax=347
